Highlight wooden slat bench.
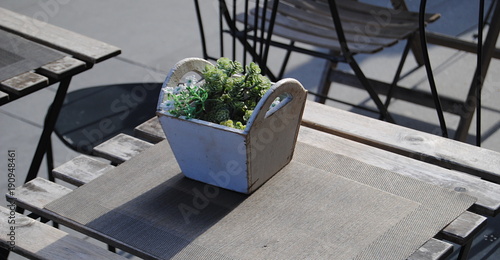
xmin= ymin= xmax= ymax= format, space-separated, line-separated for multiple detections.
xmin=0 ymin=206 xmax=127 ymax=260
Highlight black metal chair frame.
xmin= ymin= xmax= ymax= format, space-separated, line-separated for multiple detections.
xmin=193 ymin=0 xmax=496 ymax=143
xmin=193 ymin=0 xmax=438 ymax=124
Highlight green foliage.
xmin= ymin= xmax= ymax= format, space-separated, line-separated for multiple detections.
xmin=163 ymin=58 xmax=272 ymax=130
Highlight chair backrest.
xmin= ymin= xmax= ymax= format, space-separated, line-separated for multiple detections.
xmin=243 ymin=0 xmax=440 ymax=52
xmin=194 ymin=0 xmax=440 ymax=80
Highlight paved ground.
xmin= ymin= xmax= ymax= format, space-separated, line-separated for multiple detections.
xmin=0 ymin=0 xmax=498 ymax=259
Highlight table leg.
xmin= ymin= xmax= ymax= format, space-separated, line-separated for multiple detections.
xmin=457 ymin=239 xmax=473 ymax=260
xmin=24 ymin=77 xmax=72 ymax=184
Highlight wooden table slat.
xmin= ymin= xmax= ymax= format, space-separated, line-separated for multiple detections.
xmin=6 ymin=178 xmax=171 ymax=258
xmin=438 ymin=211 xmax=488 ymax=245
xmin=52 ymin=155 xmax=115 ymax=186
xmin=0 ymin=90 xmax=8 ymax=105
xmin=38 ymin=56 xmax=87 ymax=80
xmin=298 ymin=126 xmax=500 ymax=216
xmin=302 ymin=100 xmax=500 ymax=184
xmin=6 ymin=177 xmax=71 ymax=214
xmin=92 ymin=133 xmax=154 ymax=164
xmin=0 ymin=71 xmax=48 ymax=96
xmin=407 ymin=238 xmax=453 ymax=260
xmin=134 ymin=117 xmax=165 ymax=143
xmin=0 ymin=7 xmax=121 ymax=64
xmin=0 ymin=206 xmax=128 ymax=260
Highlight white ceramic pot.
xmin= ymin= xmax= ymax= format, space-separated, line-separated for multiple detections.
xmin=157 ymin=58 xmax=307 ymax=194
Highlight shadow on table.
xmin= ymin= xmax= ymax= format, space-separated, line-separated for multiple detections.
xmin=84 ymin=173 xmax=247 ymax=259
xmin=54 ymin=82 xmax=162 ymax=154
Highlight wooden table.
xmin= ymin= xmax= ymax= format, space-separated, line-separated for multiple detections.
xmin=6 ymin=100 xmax=500 ymax=260
xmin=0 ymin=7 xmax=121 ymax=184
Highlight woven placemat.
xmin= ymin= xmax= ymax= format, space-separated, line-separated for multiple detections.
xmin=45 ymin=140 xmax=476 ymax=259
xmin=0 ymin=30 xmax=65 ymax=82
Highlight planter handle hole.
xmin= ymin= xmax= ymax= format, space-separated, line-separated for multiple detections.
xmin=265 ymin=92 xmax=293 ymax=118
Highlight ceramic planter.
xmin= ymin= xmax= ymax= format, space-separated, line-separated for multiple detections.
xmin=156 ymin=58 xmax=307 ymax=194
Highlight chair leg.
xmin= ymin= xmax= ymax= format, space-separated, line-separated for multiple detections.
xmin=316 ymin=59 xmax=338 ymax=104
xmin=46 ymin=137 xmax=55 ymax=183
xmin=348 ymin=58 xmax=395 ymax=123
xmin=277 ymin=41 xmax=295 ymax=79
xmin=326 ymin=0 xmax=393 ymax=122
xmin=316 ymin=50 xmax=340 ymax=104
xmin=383 ymin=35 xmax=414 ymax=110
xmin=0 ymin=248 xmax=10 ymax=259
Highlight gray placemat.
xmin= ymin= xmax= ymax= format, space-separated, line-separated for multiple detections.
xmin=0 ymin=30 xmax=65 ymax=82
xmin=45 ymin=140 xmax=476 ymax=259
xmin=293 ymin=142 xmax=477 ymax=259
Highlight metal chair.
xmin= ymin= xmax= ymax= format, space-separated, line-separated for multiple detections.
xmin=194 ymin=0 xmax=441 ymax=123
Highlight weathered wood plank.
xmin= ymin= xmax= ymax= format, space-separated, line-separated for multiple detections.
xmin=0 ymin=72 xmax=48 ymax=96
xmin=302 ymin=100 xmax=500 ymax=184
xmin=6 ymin=177 xmax=72 ymax=213
xmin=52 ymin=155 xmax=115 ymax=186
xmin=0 ymin=90 xmax=8 ymax=105
xmin=134 ymin=116 xmax=166 ymax=143
xmin=287 ymin=0 xmax=440 ymax=24
xmin=438 ymin=211 xmax=487 ymax=245
xmin=5 ymin=180 xmax=153 ymax=258
xmin=238 ymin=0 xmax=439 ymax=54
xmin=298 ymin=126 xmax=500 ymax=216
xmin=0 ymin=7 xmax=121 ymax=64
xmin=407 ymin=238 xmax=453 ymax=260
xmin=92 ymin=133 xmax=154 ymax=164
xmin=38 ymin=56 xmax=87 ymax=80
xmin=274 ymin=0 xmax=420 ymax=37
xmin=0 ymin=206 xmax=127 ymax=260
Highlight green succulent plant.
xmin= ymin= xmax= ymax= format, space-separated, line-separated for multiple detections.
xmin=160 ymin=58 xmax=272 ymax=130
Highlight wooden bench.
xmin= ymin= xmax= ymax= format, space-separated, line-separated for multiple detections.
xmin=0 ymin=206 xmax=127 ymax=259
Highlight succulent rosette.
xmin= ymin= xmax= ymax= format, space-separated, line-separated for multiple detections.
xmin=159 ymin=58 xmax=278 ymax=130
